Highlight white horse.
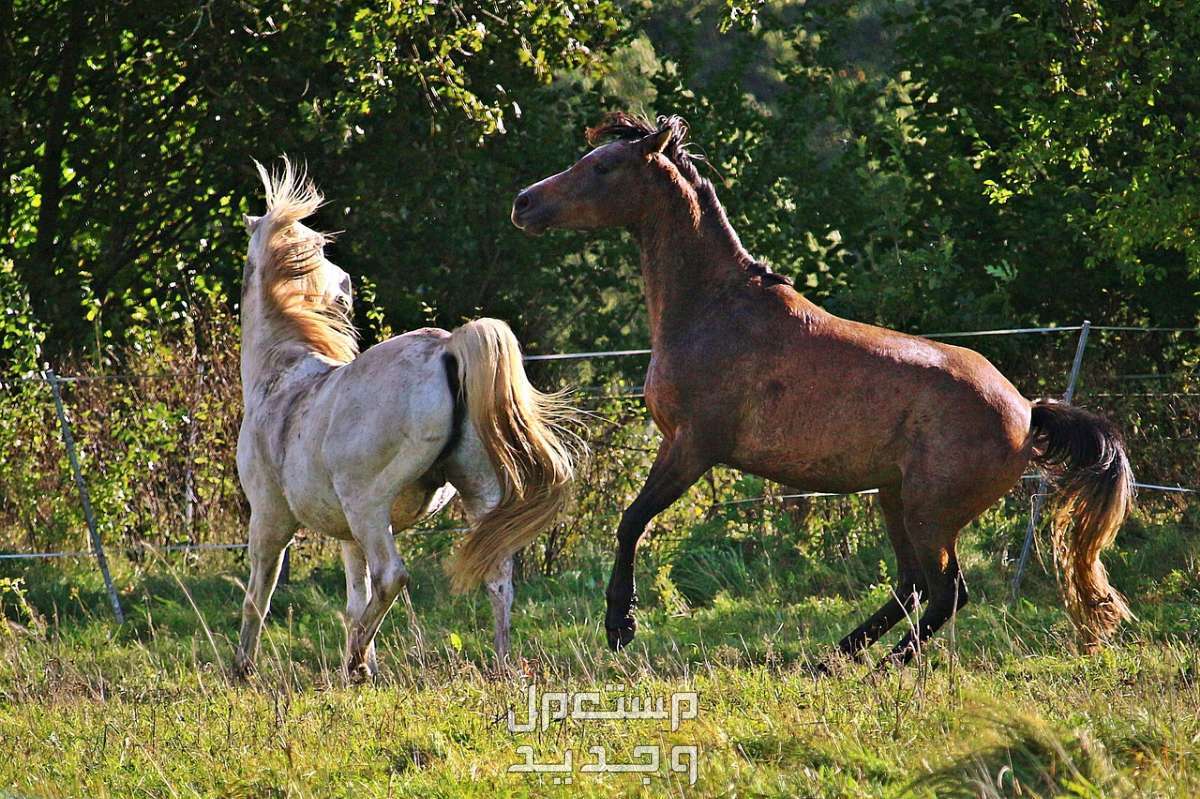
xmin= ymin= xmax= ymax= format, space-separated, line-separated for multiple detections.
xmin=234 ymin=159 xmax=578 ymax=680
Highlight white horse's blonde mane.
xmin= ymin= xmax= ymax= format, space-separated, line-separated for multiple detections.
xmin=254 ymin=158 xmax=358 ymax=364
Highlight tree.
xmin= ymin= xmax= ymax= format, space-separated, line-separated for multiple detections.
xmin=1 ymin=0 xmax=626 ymax=360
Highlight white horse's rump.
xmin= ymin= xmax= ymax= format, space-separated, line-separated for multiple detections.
xmin=234 ymin=159 xmax=578 ymax=679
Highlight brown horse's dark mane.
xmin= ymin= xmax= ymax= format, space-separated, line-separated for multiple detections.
xmin=586 ymin=112 xmax=793 ymax=288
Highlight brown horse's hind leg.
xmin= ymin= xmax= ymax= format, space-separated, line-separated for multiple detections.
xmin=877 ymin=437 xmax=1024 ymax=667
xmin=831 ymin=486 xmax=927 ymax=662
xmin=605 ymin=432 xmax=709 ymax=650
xmin=881 ymin=515 xmax=968 ymax=667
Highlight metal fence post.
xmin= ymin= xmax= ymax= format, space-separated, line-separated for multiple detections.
xmin=1010 ymin=320 xmax=1091 ymax=601
xmin=45 ymin=369 xmax=125 ymax=624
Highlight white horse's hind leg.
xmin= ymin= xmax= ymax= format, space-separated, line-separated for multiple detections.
xmin=485 ymin=557 xmax=514 ymax=662
xmin=234 ymin=505 xmax=296 ymax=678
xmin=343 ymin=505 xmax=409 ymax=682
xmin=340 ymin=540 xmax=378 ymax=677
xmin=447 ymin=423 xmax=512 ymax=663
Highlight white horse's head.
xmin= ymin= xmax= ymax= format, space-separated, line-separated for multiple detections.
xmin=324 ymin=248 xmax=354 ymax=318
xmin=242 ymin=159 xmax=358 ymax=365
xmin=245 ymin=213 xmax=353 ymax=317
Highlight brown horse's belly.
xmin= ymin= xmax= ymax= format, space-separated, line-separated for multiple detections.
xmin=715 ymin=371 xmax=907 ymax=491
xmin=722 ymin=359 xmax=1032 ymax=496
xmin=725 ymin=438 xmax=902 ymax=494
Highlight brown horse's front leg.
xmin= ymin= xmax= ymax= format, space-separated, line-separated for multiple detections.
xmin=605 ymin=434 xmax=708 ymax=651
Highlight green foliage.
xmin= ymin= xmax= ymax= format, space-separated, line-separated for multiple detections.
xmin=0 ymin=259 xmax=44 ymax=375
xmin=0 ymin=0 xmax=632 ymax=359
xmin=0 ymin=299 xmax=244 ymax=556
xmin=878 ymin=0 xmax=1200 ymax=326
xmin=0 ymin=576 xmax=42 ymax=634
xmin=3 ymin=1 xmax=1197 ymax=368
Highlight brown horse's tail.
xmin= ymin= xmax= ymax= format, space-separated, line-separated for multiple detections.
xmin=443 ymin=318 xmax=582 ymax=592
xmin=1029 ymin=399 xmax=1135 ymax=651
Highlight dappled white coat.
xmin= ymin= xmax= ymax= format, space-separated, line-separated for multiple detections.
xmin=233 ymin=160 xmax=577 ymax=680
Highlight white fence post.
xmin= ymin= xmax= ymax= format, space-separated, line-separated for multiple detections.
xmin=45 ymin=369 xmax=125 ymax=623
xmin=1010 ymin=320 xmax=1092 ymax=601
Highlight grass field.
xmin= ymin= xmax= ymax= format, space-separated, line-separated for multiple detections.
xmin=1 ymin=498 xmax=1198 ymax=798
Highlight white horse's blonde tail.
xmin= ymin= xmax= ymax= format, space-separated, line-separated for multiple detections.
xmin=444 ymin=319 xmax=582 ymax=592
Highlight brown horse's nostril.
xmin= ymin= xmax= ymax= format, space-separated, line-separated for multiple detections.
xmin=515 ymin=192 xmax=532 ymax=213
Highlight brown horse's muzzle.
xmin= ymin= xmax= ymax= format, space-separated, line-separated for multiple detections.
xmin=511 ymin=186 xmax=549 ymax=235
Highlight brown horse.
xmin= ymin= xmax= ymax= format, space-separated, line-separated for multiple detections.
xmin=511 ymin=112 xmax=1134 ymax=666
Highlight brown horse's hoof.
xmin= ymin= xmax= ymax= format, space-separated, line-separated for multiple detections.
xmin=875 ymin=647 xmax=916 ymax=673
xmin=606 ymin=619 xmax=637 ymax=651
xmin=809 ymin=649 xmax=861 ymax=679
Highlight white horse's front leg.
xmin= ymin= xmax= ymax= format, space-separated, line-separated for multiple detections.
xmin=340 ymin=540 xmax=378 ymax=678
xmin=485 ymin=557 xmax=514 ymax=663
xmin=235 ymin=506 xmax=296 ymax=679
xmin=344 ymin=506 xmax=409 ymax=682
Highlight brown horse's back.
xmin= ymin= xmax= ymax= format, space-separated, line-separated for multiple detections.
xmin=654 ymin=287 xmax=1033 ymax=496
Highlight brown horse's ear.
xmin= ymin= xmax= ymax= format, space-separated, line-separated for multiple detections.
xmin=641 ymin=128 xmax=672 ymax=157
xmin=244 ymin=214 xmax=263 ymax=233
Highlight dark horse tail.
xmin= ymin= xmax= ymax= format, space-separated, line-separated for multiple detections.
xmin=1029 ymin=399 xmax=1135 ymax=651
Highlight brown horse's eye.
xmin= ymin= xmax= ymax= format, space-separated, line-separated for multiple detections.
xmin=593 ymin=161 xmax=611 ymax=176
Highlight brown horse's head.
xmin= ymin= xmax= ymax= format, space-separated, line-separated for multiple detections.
xmin=511 ymin=113 xmax=696 ymax=235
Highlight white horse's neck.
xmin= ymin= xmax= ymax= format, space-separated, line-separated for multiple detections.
xmin=239 ymin=280 xmax=334 ymax=407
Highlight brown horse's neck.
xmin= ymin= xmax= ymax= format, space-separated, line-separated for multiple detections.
xmin=632 ymin=174 xmax=798 ymax=344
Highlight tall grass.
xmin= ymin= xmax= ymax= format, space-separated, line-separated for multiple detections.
xmin=0 ymin=301 xmax=1198 ymax=796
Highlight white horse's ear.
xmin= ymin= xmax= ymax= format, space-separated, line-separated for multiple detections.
xmin=642 ymin=128 xmax=672 ymax=156
xmin=244 ymin=214 xmax=263 ymax=233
